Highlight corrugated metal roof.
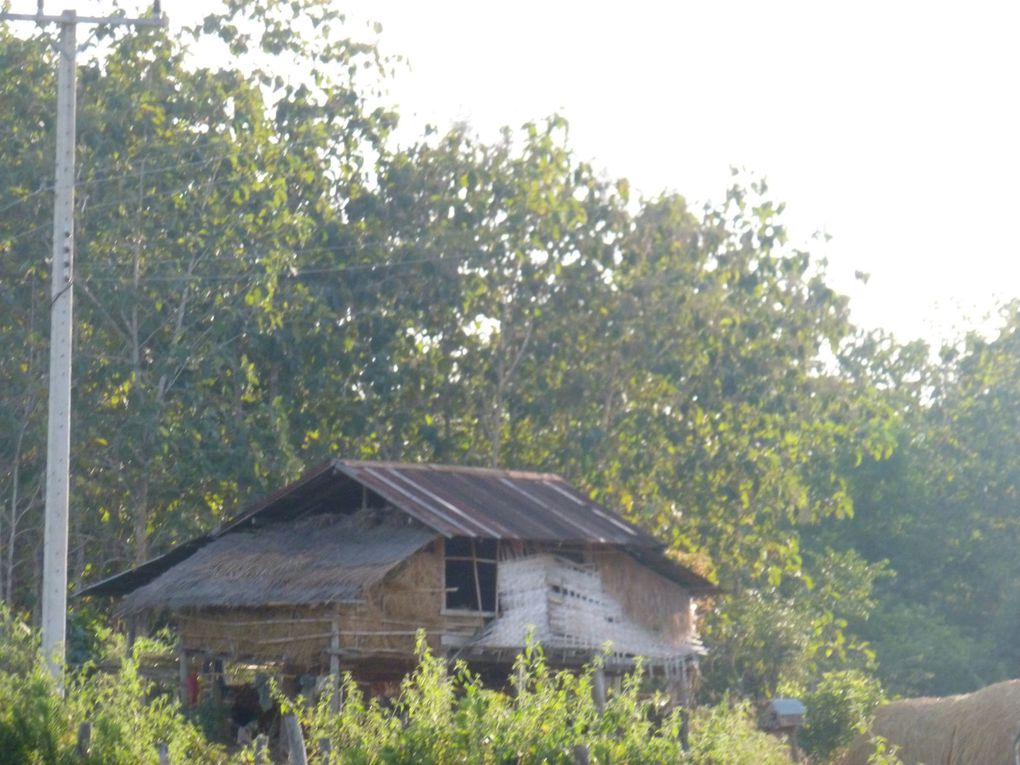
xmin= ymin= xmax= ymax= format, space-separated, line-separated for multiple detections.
xmin=119 ymin=509 xmax=437 ymax=613
xmin=334 ymin=460 xmax=662 ymax=546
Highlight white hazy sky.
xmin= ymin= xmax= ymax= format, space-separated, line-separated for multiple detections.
xmin=335 ymin=1 xmax=1020 ymax=347
xmin=13 ymin=0 xmax=1020 ymax=346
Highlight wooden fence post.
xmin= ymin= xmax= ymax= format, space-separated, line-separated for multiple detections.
xmin=330 ymin=617 xmax=342 ymax=714
xmin=283 ymin=713 xmax=309 ymax=765
xmin=678 ymin=660 xmax=691 ymax=750
xmin=318 ymin=737 xmax=333 ymax=759
xmin=76 ymin=721 xmax=91 ymax=758
xmin=593 ymin=666 xmax=607 ymax=714
xmin=177 ymin=643 xmax=189 ymax=706
xmin=572 ymin=744 xmax=590 ymax=765
xmin=156 ymin=742 xmax=170 ymax=765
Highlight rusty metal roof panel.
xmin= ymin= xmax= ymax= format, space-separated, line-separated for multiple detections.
xmin=333 ymin=460 xmax=662 ymax=546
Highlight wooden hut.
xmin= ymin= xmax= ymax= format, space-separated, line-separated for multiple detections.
xmin=83 ymin=460 xmax=714 ymax=704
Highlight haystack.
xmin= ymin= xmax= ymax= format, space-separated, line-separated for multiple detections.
xmin=841 ymin=679 xmax=1020 ymax=765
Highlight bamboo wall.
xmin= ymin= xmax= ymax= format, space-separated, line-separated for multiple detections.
xmin=174 ymin=542 xmax=695 ymax=675
xmin=592 ymin=548 xmax=694 ymax=648
xmin=176 ymin=541 xmax=486 ymax=671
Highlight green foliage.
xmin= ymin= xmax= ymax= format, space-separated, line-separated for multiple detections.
xmin=865 ymin=734 xmax=903 ymax=765
xmin=0 ymin=616 xmax=792 ymax=765
xmin=701 ymin=548 xmax=888 ymax=701
xmin=829 ymin=308 xmax=1020 ymax=696
xmin=7 ymin=0 xmax=1020 ymax=722
xmin=0 ymin=664 xmax=75 ymax=765
xmin=0 ymin=604 xmax=225 ymax=765
xmin=298 ymin=634 xmax=792 ymax=765
xmin=685 ymin=700 xmax=793 ymax=765
xmin=797 ymin=669 xmax=884 ymax=762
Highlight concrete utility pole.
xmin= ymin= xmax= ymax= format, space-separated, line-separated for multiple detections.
xmin=0 ymin=3 xmax=166 ymax=689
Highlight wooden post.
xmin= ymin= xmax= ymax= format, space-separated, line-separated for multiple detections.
xmin=318 ymin=737 xmax=332 ymax=758
xmin=330 ymin=617 xmax=342 ymax=714
xmin=678 ymin=660 xmax=691 ymax=750
xmin=593 ymin=666 xmax=607 ymax=715
xmin=283 ymin=713 xmax=308 ymax=765
xmin=177 ymin=643 xmax=189 ymax=706
xmin=125 ymin=614 xmax=137 ymax=656
xmin=76 ymin=721 xmax=91 ymax=757
xmin=211 ymin=657 xmax=224 ymax=706
xmin=572 ymin=744 xmax=590 ymax=765
xmin=156 ymin=742 xmax=170 ymax=765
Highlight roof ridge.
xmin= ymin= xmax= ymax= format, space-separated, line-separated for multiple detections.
xmin=334 ymin=458 xmax=562 ymax=481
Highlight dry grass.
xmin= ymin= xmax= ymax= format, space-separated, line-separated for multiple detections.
xmin=120 ymin=509 xmax=436 ymax=613
xmin=841 ymin=679 xmax=1020 ymax=765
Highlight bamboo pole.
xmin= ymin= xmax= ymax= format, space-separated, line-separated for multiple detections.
xmin=330 ymin=617 xmax=342 ymax=714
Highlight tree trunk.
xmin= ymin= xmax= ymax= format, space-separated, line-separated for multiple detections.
xmin=133 ymin=470 xmax=150 ymax=565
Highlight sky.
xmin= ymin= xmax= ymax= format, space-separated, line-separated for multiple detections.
xmin=12 ymin=0 xmax=1020 ymax=346
xmin=331 ymin=0 xmax=1020 ymax=347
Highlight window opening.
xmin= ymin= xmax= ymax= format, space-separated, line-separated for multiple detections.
xmin=444 ymin=538 xmax=498 ymax=612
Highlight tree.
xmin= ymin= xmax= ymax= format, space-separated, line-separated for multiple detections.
xmin=0 ymin=26 xmax=58 ymax=610
xmin=840 ymin=307 xmax=1020 ymax=694
xmin=0 ymin=1 xmax=393 ymax=602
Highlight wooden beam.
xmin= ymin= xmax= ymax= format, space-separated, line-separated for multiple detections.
xmin=593 ymin=666 xmax=607 ymax=715
xmin=330 ymin=617 xmax=342 ymax=714
xmin=177 ymin=643 xmax=189 ymax=706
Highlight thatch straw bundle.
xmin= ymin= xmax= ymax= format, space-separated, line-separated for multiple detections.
xmin=120 ymin=509 xmax=437 ymax=613
xmin=841 ymin=679 xmax=1020 ymax=765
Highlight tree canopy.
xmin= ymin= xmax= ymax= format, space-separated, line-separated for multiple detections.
xmin=1 ymin=0 xmax=1018 ymax=710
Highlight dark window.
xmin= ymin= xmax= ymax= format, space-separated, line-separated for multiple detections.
xmin=444 ymin=538 xmax=498 ymax=613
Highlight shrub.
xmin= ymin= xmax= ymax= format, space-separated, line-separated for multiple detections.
xmin=799 ymin=669 xmax=885 ymax=762
xmin=685 ymin=699 xmax=794 ymax=765
xmin=0 ymin=605 xmax=226 ymax=765
xmin=302 ymin=634 xmax=793 ymax=765
xmin=2 ymin=612 xmax=797 ymax=765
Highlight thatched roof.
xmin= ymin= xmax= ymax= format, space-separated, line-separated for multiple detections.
xmin=119 ymin=509 xmax=436 ymax=614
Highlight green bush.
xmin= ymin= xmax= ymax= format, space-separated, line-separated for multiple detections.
xmin=302 ymin=634 xmax=793 ymax=765
xmin=686 ymin=699 xmax=795 ymax=765
xmin=799 ymin=669 xmax=884 ymax=762
xmin=67 ymin=643 xmax=227 ymax=764
xmin=2 ymin=611 xmax=795 ymax=765
xmin=0 ymin=665 xmax=77 ymax=765
xmin=0 ymin=604 xmax=226 ymax=765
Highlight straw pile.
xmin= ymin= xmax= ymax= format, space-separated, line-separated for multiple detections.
xmin=841 ymin=679 xmax=1020 ymax=765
